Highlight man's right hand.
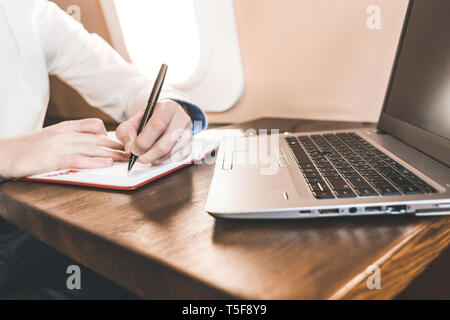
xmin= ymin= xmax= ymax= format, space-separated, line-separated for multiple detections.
xmin=0 ymin=119 xmax=128 ymax=179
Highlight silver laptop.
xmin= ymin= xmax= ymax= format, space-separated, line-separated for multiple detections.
xmin=206 ymin=0 xmax=450 ymax=219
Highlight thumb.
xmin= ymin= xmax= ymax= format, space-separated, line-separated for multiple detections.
xmin=123 ymin=135 xmax=135 ymax=154
xmin=116 ymin=122 xmax=138 ymax=153
xmin=116 ymin=109 xmax=145 ymax=153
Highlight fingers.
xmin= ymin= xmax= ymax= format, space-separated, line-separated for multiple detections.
xmin=131 ymin=116 xmax=171 ymax=156
xmin=59 ymin=118 xmax=108 ymax=136
xmin=54 ymin=132 xmax=124 ymax=151
xmin=45 ymin=123 xmax=128 ymax=170
xmin=137 ymin=120 xmax=192 ymax=164
xmin=151 ymin=141 xmax=192 ymax=166
xmin=93 ymin=134 xmax=124 ymax=151
xmin=130 ymin=100 xmax=183 ymax=156
xmin=115 ymin=110 xmax=143 ymax=153
xmin=57 ymin=155 xmax=114 ymax=170
xmin=70 ymin=144 xmax=129 ymax=162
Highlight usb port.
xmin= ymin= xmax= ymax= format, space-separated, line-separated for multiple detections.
xmin=319 ymin=208 xmax=340 ymax=214
xmin=365 ymin=206 xmax=382 ymax=213
xmin=299 ymin=210 xmax=311 ymax=214
xmin=386 ymin=205 xmax=407 ymax=214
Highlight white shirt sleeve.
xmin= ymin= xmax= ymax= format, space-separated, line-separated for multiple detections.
xmin=34 ymin=0 xmax=189 ymax=122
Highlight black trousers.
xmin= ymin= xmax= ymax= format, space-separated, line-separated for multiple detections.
xmin=0 ymin=217 xmax=136 ymax=299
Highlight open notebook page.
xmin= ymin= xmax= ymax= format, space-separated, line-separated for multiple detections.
xmin=25 ymin=129 xmax=243 ymax=190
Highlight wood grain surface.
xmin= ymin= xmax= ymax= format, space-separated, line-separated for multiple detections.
xmin=0 ymin=118 xmax=448 ymax=299
xmin=337 ymin=216 xmax=449 ymax=299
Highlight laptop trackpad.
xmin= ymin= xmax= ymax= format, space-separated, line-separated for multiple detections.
xmin=230 ymin=149 xmax=278 ymax=169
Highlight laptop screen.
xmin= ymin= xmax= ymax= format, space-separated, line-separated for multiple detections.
xmin=379 ymin=0 xmax=450 ymax=166
xmin=383 ymin=0 xmax=450 ymax=140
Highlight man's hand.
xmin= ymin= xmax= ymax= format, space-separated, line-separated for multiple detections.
xmin=0 ymin=118 xmax=128 ymax=179
xmin=115 ymin=100 xmax=193 ymax=165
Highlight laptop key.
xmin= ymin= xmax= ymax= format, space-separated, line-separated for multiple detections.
xmin=355 ymin=188 xmax=378 ymax=197
xmin=367 ymin=175 xmax=388 ymax=183
xmin=354 ymin=165 xmax=372 ymax=171
xmin=315 ymin=161 xmax=332 ymax=168
xmin=398 ymin=185 xmax=424 ymax=195
xmin=290 ymin=146 xmax=312 ymax=165
xmin=422 ymin=185 xmax=436 ymax=194
xmin=338 ymin=168 xmax=358 ymax=174
xmin=299 ymin=163 xmax=316 ymax=170
xmin=360 ymin=169 xmax=379 ymax=176
xmin=377 ymin=187 xmax=401 ymax=196
xmin=302 ymin=168 xmax=319 ymax=174
xmin=309 ymin=181 xmax=330 ymax=193
xmin=326 ymin=177 xmax=352 ymax=191
xmin=313 ymin=191 xmax=335 ymax=199
xmin=342 ymin=172 xmax=360 ymax=179
xmin=322 ymin=170 xmax=340 ymax=177
xmin=286 ymin=139 xmax=299 ymax=146
xmin=305 ymin=176 xmax=324 ymax=184
xmin=304 ymin=172 xmax=322 ymax=178
xmin=319 ymin=166 xmax=336 ymax=172
xmin=372 ymin=181 xmax=394 ymax=189
xmin=335 ymin=189 xmax=356 ymax=198
xmin=390 ymin=176 xmax=414 ymax=187
xmin=347 ymin=177 xmax=371 ymax=190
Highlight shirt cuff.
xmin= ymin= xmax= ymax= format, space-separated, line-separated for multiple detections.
xmin=169 ymin=99 xmax=208 ymax=135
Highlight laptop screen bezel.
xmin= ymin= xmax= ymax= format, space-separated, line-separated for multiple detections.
xmin=377 ymin=0 xmax=450 ymax=168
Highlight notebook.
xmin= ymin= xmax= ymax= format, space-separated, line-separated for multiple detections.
xmin=24 ymin=129 xmax=243 ymax=190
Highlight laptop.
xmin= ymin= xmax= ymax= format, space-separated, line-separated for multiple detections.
xmin=206 ymin=0 xmax=450 ymax=219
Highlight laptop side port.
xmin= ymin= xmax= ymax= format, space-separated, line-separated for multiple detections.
xmin=299 ymin=210 xmax=311 ymax=214
xmin=385 ymin=205 xmax=407 ymax=214
xmin=348 ymin=207 xmax=357 ymax=214
xmin=365 ymin=206 xmax=382 ymax=213
xmin=319 ymin=208 xmax=340 ymax=214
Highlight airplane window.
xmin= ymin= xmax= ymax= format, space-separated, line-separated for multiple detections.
xmin=114 ymin=0 xmax=201 ymax=85
xmin=104 ymin=0 xmax=243 ymax=112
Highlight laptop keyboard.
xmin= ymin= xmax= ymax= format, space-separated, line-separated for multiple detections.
xmin=286 ymin=132 xmax=436 ymax=199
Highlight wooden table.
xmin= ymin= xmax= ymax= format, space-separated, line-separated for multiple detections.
xmin=0 ymin=118 xmax=448 ymax=299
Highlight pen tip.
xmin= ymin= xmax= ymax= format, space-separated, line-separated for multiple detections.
xmin=128 ymin=154 xmax=136 ymax=174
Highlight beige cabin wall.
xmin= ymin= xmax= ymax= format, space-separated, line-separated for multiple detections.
xmin=207 ymin=0 xmax=409 ymax=124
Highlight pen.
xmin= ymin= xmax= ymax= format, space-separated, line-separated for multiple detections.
xmin=128 ymin=63 xmax=168 ymax=173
